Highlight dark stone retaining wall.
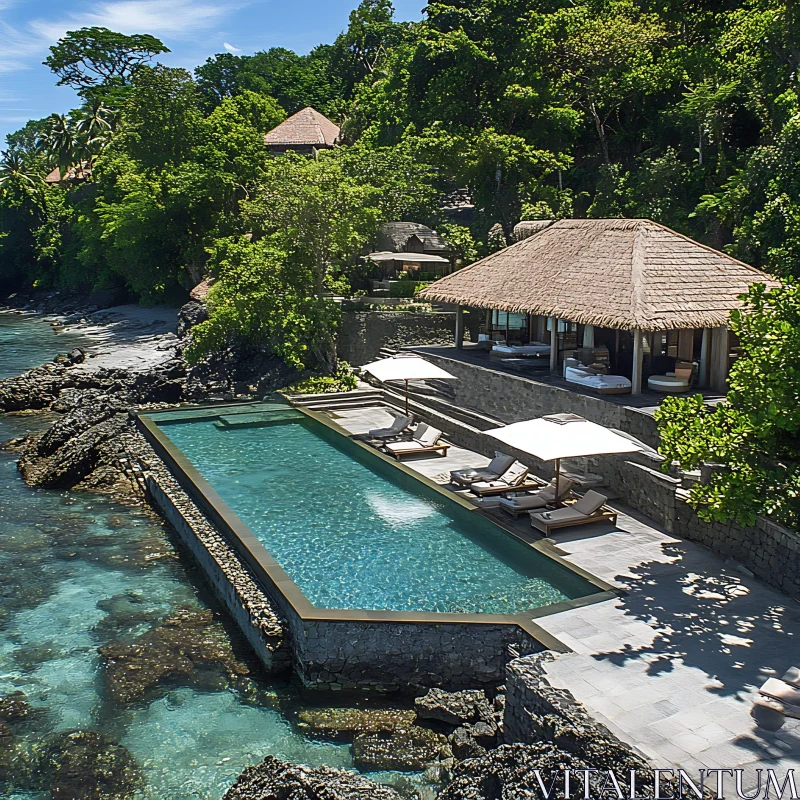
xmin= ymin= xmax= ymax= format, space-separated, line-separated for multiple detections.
xmin=412 ymin=350 xmax=660 ymax=449
xmin=338 ymin=312 xmax=456 ymax=366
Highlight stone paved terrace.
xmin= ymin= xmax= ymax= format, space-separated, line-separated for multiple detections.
xmin=329 ymin=405 xmax=800 ymax=785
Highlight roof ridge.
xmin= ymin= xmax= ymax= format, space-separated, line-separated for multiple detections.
xmin=629 ymin=220 xmax=649 ymax=329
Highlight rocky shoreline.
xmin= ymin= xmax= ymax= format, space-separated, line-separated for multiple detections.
xmin=0 ymin=292 xmax=676 ymax=799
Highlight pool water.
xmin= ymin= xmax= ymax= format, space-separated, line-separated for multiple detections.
xmin=0 ymin=320 xmax=433 ymax=799
xmin=161 ymin=415 xmax=595 ymax=614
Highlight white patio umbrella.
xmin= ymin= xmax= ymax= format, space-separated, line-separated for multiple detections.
xmin=362 ymin=355 xmax=458 ymax=414
xmin=485 ymin=414 xmax=643 ymax=497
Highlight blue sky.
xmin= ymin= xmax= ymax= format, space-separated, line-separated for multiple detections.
xmin=0 ymin=0 xmax=425 ymax=145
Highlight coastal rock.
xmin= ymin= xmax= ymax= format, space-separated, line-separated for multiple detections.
xmin=98 ymin=607 xmax=251 ymax=705
xmin=448 ymin=726 xmax=487 ymax=761
xmin=224 ymin=756 xmax=402 ymax=800
xmin=177 ymin=300 xmax=208 ymax=338
xmin=351 ymin=726 xmax=446 ymax=772
xmin=414 ymin=688 xmax=493 ymax=726
xmin=39 ymin=730 xmax=141 ymax=800
xmin=295 ymin=707 xmax=417 ymax=742
xmin=0 ymin=692 xmax=36 ymax=722
xmin=440 ymin=743 xmax=597 ymax=799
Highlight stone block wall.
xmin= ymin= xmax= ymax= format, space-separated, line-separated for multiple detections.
xmin=411 ymin=351 xmax=660 ymax=448
xmin=338 ymin=311 xmax=456 ymax=366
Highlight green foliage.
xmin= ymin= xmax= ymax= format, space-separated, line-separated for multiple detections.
xmin=389 ymin=280 xmax=432 ymax=297
xmin=655 ymin=282 xmax=800 ymax=528
xmin=44 ymin=27 xmax=169 ymax=99
xmin=288 ymin=362 xmax=358 ymax=394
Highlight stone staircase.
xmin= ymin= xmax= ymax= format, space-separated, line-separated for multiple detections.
xmin=287 ymin=387 xmax=383 ymax=413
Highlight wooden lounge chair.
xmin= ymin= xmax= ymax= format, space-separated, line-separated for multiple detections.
xmin=529 ymin=490 xmax=617 ymax=535
xmin=384 ymin=422 xmax=449 ymax=460
xmin=450 ymin=452 xmax=516 ymax=487
xmin=498 ymin=478 xmax=575 ymax=517
xmin=367 ymin=413 xmax=413 ymax=441
xmin=760 ymin=677 xmax=800 ymax=706
xmin=469 ymin=462 xmax=534 ymax=496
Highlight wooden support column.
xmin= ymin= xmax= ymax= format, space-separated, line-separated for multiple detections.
xmin=550 ymin=316 xmax=558 ymax=373
xmin=631 ymin=327 xmax=643 ymax=395
xmin=699 ymin=327 xmax=710 ymax=388
xmin=455 ymin=306 xmax=465 ymax=349
xmin=710 ymin=326 xmax=729 ymax=392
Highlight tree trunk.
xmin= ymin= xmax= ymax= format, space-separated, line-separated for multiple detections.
xmin=590 ymin=102 xmax=610 ymax=165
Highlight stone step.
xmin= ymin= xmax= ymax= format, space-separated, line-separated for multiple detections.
xmin=289 ymin=389 xmax=381 ymax=405
xmin=302 ymin=399 xmax=382 ymax=412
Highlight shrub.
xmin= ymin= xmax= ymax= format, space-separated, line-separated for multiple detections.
xmin=389 ymin=280 xmax=431 ymax=298
xmin=288 ymin=361 xmax=358 ymax=394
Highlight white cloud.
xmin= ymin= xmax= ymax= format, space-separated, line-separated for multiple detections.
xmin=30 ymin=0 xmax=236 ymax=42
xmin=0 ymin=19 xmax=47 ymax=73
xmin=223 ymin=41 xmax=241 ymax=53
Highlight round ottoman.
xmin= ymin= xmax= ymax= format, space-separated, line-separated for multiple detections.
xmin=648 ymin=375 xmax=689 ymax=393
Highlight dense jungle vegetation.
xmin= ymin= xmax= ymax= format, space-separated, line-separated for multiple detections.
xmin=1 ymin=0 xmax=800 ymax=526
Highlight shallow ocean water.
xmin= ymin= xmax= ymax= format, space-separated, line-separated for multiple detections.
xmin=0 ymin=320 xmax=430 ymax=799
xmin=0 ymin=313 xmax=87 ymax=380
xmin=162 ymin=416 xmax=595 ymax=614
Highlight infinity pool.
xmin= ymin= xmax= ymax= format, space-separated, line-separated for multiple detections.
xmin=157 ymin=408 xmax=596 ymax=615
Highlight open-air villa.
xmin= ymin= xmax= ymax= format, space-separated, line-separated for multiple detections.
xmin=419 ymin=218 xmax=779 ymax=396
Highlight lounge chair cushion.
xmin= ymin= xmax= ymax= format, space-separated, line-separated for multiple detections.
xmin=385 ymin=440 xmax=427 ymax=453
xmin=368 ymin=414 xmax=411 ymax=438
xmin=573 ymin=490 xmax=607 ymax=516
xmin=416 ymin=424 xmax=442 ymax=447
xmin=539 ymin=477 xmax=575 ymax=501
xmin=486 ymin=452 xmax=516 ymax=475
xmin=450 ymin=452 xmax=515 ymax=486
xmin=498 ymin=461 xmax=529 ymax=486
xmin=499 ymin=494 xmax=550 ymax=511
xmin=761 ymin=678 xmax=800 ymax=705
xmin=783 ymin=667 xmax=800 ymax=689
xmin=531 ymin=507 xmax=587 ymax=524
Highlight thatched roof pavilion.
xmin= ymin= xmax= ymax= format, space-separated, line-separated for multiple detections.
xmin=420 ymin=218 xmax=777 ymax=331
xmin=419 ymin=219 xmax=779 ymax=394
xmin=264 ymin=107 xmax=340 ymax=154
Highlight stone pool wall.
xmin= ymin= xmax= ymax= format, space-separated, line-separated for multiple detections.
xmin=289 ymin=618 xmax=533 ymax=693
xmin=125 ymin=435 xmax=290 ymax=673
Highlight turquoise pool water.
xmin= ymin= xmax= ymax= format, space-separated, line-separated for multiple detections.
xmin=0 ymin=321 xmax=432 ymax=799
xmin=160 ymin=414 xmax=596 ymax=614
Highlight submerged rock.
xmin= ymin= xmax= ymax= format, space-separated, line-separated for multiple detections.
xmin=224 ymin=755 xmax=402 ymax=800
xmin=98 ymin=607 xmax=251 ymax=705
xmin=0 ymin=692 xmax=36 ymax=722
xmin=39 ymin=730 xmax=141 ymax=800
xmin=296 ymin=707 xmax=417 ymax=742
xmin=414 ymin=688 xmax=493 ymax=727
xmin=351 ymin=726 xmax=447 ymax=772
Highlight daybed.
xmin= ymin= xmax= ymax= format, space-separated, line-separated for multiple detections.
xmin=450 ymin=452 xmax=515 ymax=487
xmin=491 ymin=343 xmax=551 ymax=359
xmin=368 ymin=414 xmax=412 ymax=440
xmin=498 ymin=477 xmax=575 ymax=517
xmin=564 ymin=366 xmax=631 ymax=395
xmin=529 ymin=490 xmax=617 ymax=535
xmin=647 ymin=361 xmax=694 ymax=393
xmin=384 ymin=422 xmax=449 ymax=460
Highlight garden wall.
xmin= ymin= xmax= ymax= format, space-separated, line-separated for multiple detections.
xmin=338 ymin=311 xmax=456 ymax=365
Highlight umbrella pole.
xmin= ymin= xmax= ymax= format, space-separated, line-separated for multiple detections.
xmin=555 ymin=458 xmax=560 ymax=501
xmin=405 ymin=379 xmax=409 ymax=415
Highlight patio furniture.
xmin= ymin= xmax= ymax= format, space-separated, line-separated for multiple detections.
xmin=470 ymin=462 xmax=533 ymax=496
xmin=367 ymin=414 xmax=413 ymax=441
xmin=498 ymin=477 xmax=575 ymax=517
xmin=490 ymin=343 xmax=551 ymax=359
xmin=529 ymin=490 xmax=617 ymax=535
xmin=783 ymin=667 xmax=800 ymax=688
xmin=565 ymin=365 xmax=632 ymax=395
xmin=384 ymin=422 xmax=450 ymax=460
xmin=450 ymin=452 xmax=516 ymax=487
xmin=647 ymin=362 xmax=695 ymax=393
xmin=760 ymin=677 xmax=800 ymax=706
xmin=362 ymin=354 xmax=458 ymax=414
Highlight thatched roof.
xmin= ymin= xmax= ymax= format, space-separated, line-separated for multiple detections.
xmin=418 ymin=218 xmax=780 ymax=331
xmin=44 ymin=161 xmax=92 ymax=184
xmin=264 ymin=107 xmax=339 ymax=148
xmin=514 ymin=220 xmax=554 ymax=241
xmin=377 ymin=222 xmax=449 ymax=254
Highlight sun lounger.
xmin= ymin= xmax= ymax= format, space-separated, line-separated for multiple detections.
xmin=529 ymin=490 xmax=617 ymax=535
xmin=498 ymin=478 xmax=575 ymax=517
xmin=491 ymin=343 xmax=551 ymax=358
xmin=384 ymin=422 xmax=449 ymax=460
xmin=782 ymin=667 xmax=800 ymax=688
xmin=760 ymin=677 xmax=800 ymax=706
xmin=450 ymin=452 xmax=516 ymax=487
xmin=470 ymin=462 xmax=533 ymax=496
xmin=367 ymin=414 xmax=413 ymax=440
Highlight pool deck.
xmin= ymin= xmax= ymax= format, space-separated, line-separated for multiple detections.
xmin=330 ymin=405 xmax=800 ymax=783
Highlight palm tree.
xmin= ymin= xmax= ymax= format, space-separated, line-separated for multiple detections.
xmin=0 ymin=148 xmax=39 ymax=188
xmin=74 ymin=100 xmax=116 ymax=152
xmin=40 ymin=114 xmax=81 ymax=178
